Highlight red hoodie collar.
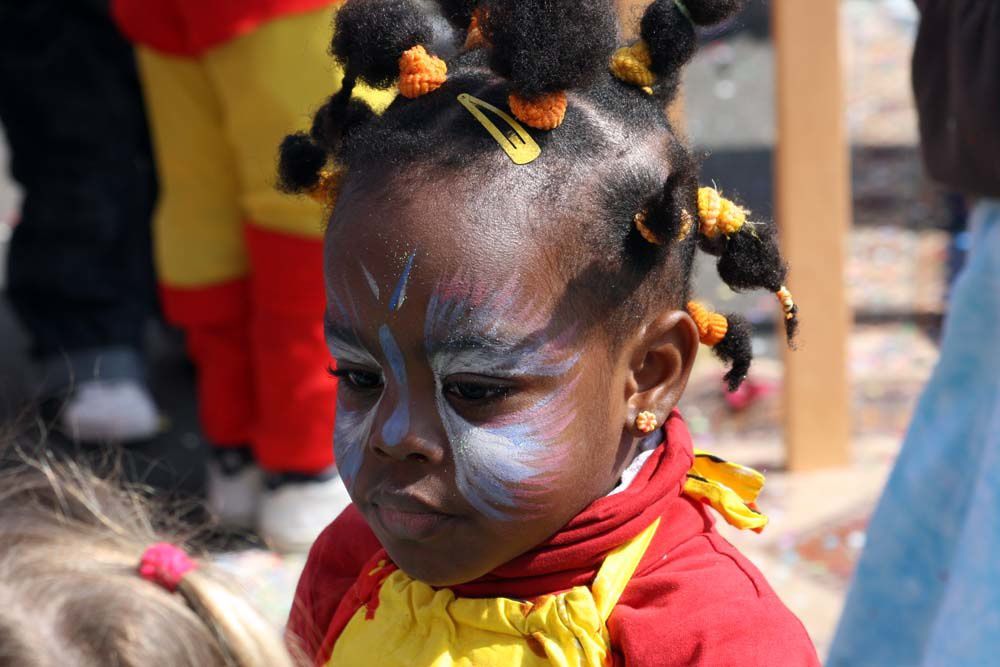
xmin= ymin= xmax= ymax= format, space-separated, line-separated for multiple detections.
xmin=450 ymin=409 xmax=695 ymax=598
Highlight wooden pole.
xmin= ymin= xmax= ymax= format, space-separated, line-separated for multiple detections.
xmin=772 ymin=0 xmax=852 ymax=470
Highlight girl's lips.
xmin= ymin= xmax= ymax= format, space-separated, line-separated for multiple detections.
xmin=372 ymin=504 xmax=455 ymax=542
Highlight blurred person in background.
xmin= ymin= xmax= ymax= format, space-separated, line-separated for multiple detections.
xmin=111 ymin=0 xmax=393 ymax=552
xmin=829 ymin=1 xmax=1000 ymax=664
xmin=0 ymin=1 xmax=160 ymax=442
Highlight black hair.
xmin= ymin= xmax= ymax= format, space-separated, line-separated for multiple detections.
xmin=278 ymin=0 xmax=797 ymax=390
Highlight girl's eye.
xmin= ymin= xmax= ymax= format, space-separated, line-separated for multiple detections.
xmin=443 ymin=380 xmax=512 ymax=403
xmin=329 ymin=366 xmax=383 ymax=392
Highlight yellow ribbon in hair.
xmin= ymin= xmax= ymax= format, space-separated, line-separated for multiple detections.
xmin=610 ymin=41 xmax=656 ymax=88
xmin=682 ymin=450 xmax=768 ymax=532
xmin=697 ymin=187 xmax=748 ymax=239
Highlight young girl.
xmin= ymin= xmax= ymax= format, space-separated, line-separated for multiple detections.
xmin=280 ymin=0 xmax=818 ymax=663
xmin=0 ymin=453 xmax=294 ymax=666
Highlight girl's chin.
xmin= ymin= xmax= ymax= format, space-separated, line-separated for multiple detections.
xmin=383 ymin=540 xmax=498 ymax=588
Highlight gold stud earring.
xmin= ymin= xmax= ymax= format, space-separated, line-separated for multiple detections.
xmin=635 ymin=411 xmax=658 ymax=434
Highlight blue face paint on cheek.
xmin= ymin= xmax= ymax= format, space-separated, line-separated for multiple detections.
xmin=379 ymin=324 xmax=410 ymax=447
xmin=435 ymin=382 xmax=578 ymax=520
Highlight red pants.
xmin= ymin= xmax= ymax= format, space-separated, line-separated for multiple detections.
xmin=164 ymin=227 xmax=335 ymax=473
xmin=133 ymin=8 xmax=351 ymax=473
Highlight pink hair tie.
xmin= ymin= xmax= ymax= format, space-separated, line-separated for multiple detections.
xmin=139 ymin=542 xmax=196 ymax=592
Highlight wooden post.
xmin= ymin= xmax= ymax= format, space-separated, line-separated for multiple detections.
xmin=616 ymin=0 xmax=644 ymax=39
xmin=772 ymin=0 xmax=852 ymax=470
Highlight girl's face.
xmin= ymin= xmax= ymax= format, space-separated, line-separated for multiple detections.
xmin=323 ymin=177 xmax=681 ymax=586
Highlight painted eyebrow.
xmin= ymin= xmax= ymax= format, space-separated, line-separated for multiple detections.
xmin=425 ymin=331 xmax=526 ymax=358
xmin=323 ymin=315 xmax=360 ymax=346
xmin=323 ymin=314 xmax=380 ymax=363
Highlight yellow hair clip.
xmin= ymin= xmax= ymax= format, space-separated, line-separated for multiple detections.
xmin=456 ymin=93 xmax=541 ymax=165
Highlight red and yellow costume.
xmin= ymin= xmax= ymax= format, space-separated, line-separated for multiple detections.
xmin=112 ymin=0 xmax=392 ymax=471
xmin=288 ymin=413 xmax=820 ymax=665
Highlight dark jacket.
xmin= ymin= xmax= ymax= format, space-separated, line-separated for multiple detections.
xmin=912 ymin=0 xmax=1000 ymax=198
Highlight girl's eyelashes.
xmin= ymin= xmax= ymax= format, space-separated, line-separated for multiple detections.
xmin=442 ymin=375 xmax=516 ymax=404
xmin=328 ymin=364 xmax=384 ymax=393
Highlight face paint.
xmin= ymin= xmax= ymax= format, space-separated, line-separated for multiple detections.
xmin=425 ymin=276 xmax=581 ymax=519
xmin=389 ymin=251 xmax=416 ymax=312
xmin=434 ymin=376 xmax=579 ymax=520
xmin=361 ymin=264 xmax=381 ymax=301
xmin=334 ymin=395 xmax=378 ymax=491
xmin=330 ymin=255 xmax=419 ymax=478
xmin=378 ymin=324 xmax=410 ymax=447
xmin=326 ymin=278 xmax=381 ymax=492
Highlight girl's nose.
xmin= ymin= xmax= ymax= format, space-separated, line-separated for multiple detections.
xmin=371 ymin=429 xmax=445 ymax=464
xmin=369 ymin=397 xmax=445 ymax=464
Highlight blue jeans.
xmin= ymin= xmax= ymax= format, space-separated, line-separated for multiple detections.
xmin=828 ymin=199 xmax=1000 ymax=666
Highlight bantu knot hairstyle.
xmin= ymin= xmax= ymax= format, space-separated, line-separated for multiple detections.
xmin=673 ymin=186 xmax=798 ymax=390
xmin=484 ymin=0 xmax=617 ymax=96
xmin=277 ymin=0 xmax=796 ymax=391
xmin=278 ymin=0 xmax=452 ymax=193
xmin=610 ymin=0 xmax=747 ymax=98
xmin=331 ymin=0 xmax=437 ymax=88
xmin=485 ymin=0 xmax=617 ymax=128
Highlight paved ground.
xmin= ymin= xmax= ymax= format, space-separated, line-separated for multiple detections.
xmin=0 ymin=0 xmax=938 ymax=658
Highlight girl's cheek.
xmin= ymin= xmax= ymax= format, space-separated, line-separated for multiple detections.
xmin=333 ymin=399 xmax=378 ymax=492
xmin=440 ymin=382 xmax=579 ymax=520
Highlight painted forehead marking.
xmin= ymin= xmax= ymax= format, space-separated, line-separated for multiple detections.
xmin=389 ymin=251 xmax=416 ymax=312
xmin=361 ymin=264 xmax=380 ymax=301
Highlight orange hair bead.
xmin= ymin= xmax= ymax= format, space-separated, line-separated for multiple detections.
xmin=398 ymin=45 xmax=447 ymax=99
xmin=508 ymin=90 xmax=568 ymax=130
xmin=687 ymin=301 xmax=729 ymax=347
xmin=776 ymin=285 xmax=796 ymax=320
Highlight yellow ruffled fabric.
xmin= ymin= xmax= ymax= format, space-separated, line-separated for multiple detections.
xmin=683 ymin=449 xmax=769 ymax=532
xmin=328 ymin=520 xmax=660 ymax=667
xmin=328 ymin=451 xmax=768 ymax=666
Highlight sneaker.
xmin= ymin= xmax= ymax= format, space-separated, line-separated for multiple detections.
xmin=258 ymin=471 xmax=352 ymax=553
xmin=206 ymin=446 xmax=263 ymax=530
xmin=59 ymin=378 xmax=161 ymax=443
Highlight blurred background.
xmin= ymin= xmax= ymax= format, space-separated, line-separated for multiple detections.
xmin=0 ymin=0 xmax=958 ymax=659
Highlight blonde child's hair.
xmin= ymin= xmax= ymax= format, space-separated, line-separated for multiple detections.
xmin=0 ymin=452 xmax=296 ymax=667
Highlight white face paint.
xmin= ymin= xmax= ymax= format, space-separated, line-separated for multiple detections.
xmin=329 ymin=264 xmax=584 ymax=520
xmin=423 ymin=277 xmax=582 ymax=520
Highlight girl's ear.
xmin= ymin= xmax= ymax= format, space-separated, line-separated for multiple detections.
xmin=622 ymin=309 xmax=699 ymax=435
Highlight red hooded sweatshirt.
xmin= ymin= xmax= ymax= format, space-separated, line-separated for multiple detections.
xmin=288 ymin=412 xmax=819 ymax=666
